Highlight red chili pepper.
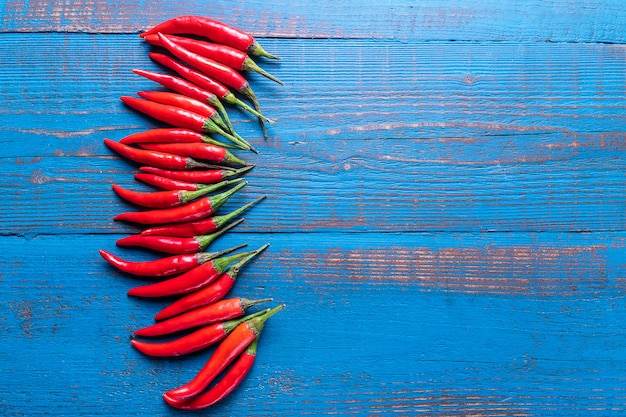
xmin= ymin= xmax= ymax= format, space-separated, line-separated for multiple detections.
xmin=133 ymin=297 xmax=273 ymax=337
xmin=116 ymin=218 xmax=245 ymax=254
xmin=155 ymin=244 xmax=268 ymax=320
xmin=136 ymin=91 xmax=227 ymax=131
xmin=137 ymin=142 xmax=245 ymax=166
xmin=163 ymin=338 xmax=259 ymax=409
xmin=127 ymin=243 xmax=265 ymax=298
xmin=141 ymin=195 xmax=265 ymax=237
xmin=134 ymin=173 xmax=209 ymax=191
xmin=114 ymin=180 xmax=246 ymax=225
xmin=120 ymin=96 xmax=253 ymax=152
xmin=138 ymin=165 xmax=253 ymax=185
xmin=144 ymin=34 xmax=283 ymax=85
xmin=131 ymin=67 xmax=235 ymax=135
xmin=112 ymin=179 xmax=238 ymax=209
xmin=149 ymin=53 xmax=272 ymax=125
xmin=104 ymin=138 xmax=223 ymax=170
xmin=120 ymin=128 xmax=234 ymax=150
xmin=99 ymin=243 xmax=245 ymax=278
xmin=140 ymin=15 xmax=281 ymax=60
xmin=163 ymin=304 xmax=284 ymax=401
xmin=131 ymin=309 xmax=267 ymax=357
xmin=156 ymin=33 xmax=268 ymax=137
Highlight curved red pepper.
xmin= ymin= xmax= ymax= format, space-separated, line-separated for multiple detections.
xmin=114 ymin=181 xmax=246 ymax=225
xmin=140 ymin=195 xmax=264 ymax=237
xmin=155 ymin=244 xmax=269 ymax=320
xmin=144 ymin=34 xmax=283 ymax=85
xmin=163 ymin=338 xmax=259 ymax=409
xmin=112 ymin=179 xmax=236 ymax=209
xmin=126 ymin=247 xmax=252 ymax=298
xmin=140 ymin=15 xmax=280 ymax=60
xmin=116 ymin=218 xmax=244 ymax=254
xmin=134 ymin=173 xmax=206 ymax=191
xmin=137 ymin=142 xmax=246 ymax=166
xmin=133 ymin=297 xmax=272 ymax=337
xmin=104 ymin=138 xmax=217 ymax=170
xmin=98 ymin=243 xmax=244 ymax=278
xmin=131 ymin=309 xmax=267 ymax=357
xmin=120 ymin=127 xmax=234 ymax=150
xmin=163 ymin=304 xmax=283 ymax=401
xmin=138 ymin=165 xmax=253 ymax=185
xmin=137 ymin=90 xmax=217 ymax=118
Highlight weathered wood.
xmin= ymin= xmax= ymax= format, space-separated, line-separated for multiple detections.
xmin=1 ymin=0 xmax=625 ymax=43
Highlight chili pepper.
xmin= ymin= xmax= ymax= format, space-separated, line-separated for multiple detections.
xmin=99 ymin=243 xmax=245 ymax=278
xmin=114 ymin=180 xmax=246 ymax=225
xmin=120 ymin=96 xmax=254 ymax=152
xmin=120 ymin=127 xmax=235 ymax=150
xmin=138 ymin=165 xmax=253 ymax=186
xmin=136 ymin=90 xmax=229 ymax=133
xmin=133 ymin=297 xmax=273 ymax=337
xmin=140 ymin=15 xmax=281 ymax=60
xmin=141 ymin=195 xmax=265 ymax=237
xmin=116 ymin=217 xmax=245 ymax=254
xmin=163 ymin=304 xmax=284 ymax=401
xmin=137 ymin=142 xmax=246 ymax=166
xmin=155 ymin=244 xmax=268 ymax=320
xmin=112 ymin=178 xmax=239 ymax=209
xmin=134 ymin=173 xmax=211 ymax=191
xmin=131 ymin=68 xmax=234 ymax=136
xmin=131 ymin=309 xmax=268 ymax=358
xmin=164 ymin=338 xmax=259 ymax=410
xmin=104 ymin=138 xmax=225 ymax=171
xmin=149 ymin=53 xmax=273 ymax=125
xmin=144 ymin=34 xmax=283 ymax=85
xmin=157 ymin=33 xmax=268 ymax=137
xmin=127 ymin=243 xmax=265 ymax=298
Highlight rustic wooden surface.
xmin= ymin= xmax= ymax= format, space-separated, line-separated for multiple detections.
xmin=1 ymin=1 xmax=625 ymax=415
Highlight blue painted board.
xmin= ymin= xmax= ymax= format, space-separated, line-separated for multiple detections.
xmin=0 ymin=0 xmax=625 ymax=415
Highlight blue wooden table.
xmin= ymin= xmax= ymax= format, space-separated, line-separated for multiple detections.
xmin=1 ymin=1 xmax=625 ymax=415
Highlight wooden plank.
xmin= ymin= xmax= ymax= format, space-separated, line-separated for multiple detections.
xmin=1 ymin=0 xmax=626 ymax=43
xmin=0 ymin=232 xmax=624 ymax=415
xmin=0 ymin=34 xmax=624 ymax=234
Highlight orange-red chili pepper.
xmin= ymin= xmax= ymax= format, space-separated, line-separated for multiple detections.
xmin=127 ymin=243 xmax=265 ymax=298
xmin=99 ymin=243 xmax=245 ymax=278
xmin=120 ymin=96 xmax=253 ymax=152
xmin=141 ymin=195 xmax=265 ymax=237
xmin=149 ymin=52 xmax=272 ymax=124
xmin=134 ymin=173 xmax=212 ymax=191
xmin=131 ymin=309 xmax=268 ymax=357
xmin=138 ymin=165 xmax=253 ymax=185
xmin=104 ymin=138 xmax=223 ymax=170
xmin=140 ymin=15 xmax=281 ymax=60
xmin=163 ymin=338 xmax=259 ymax=409
xmin=120 ymin=128 xmax=233 ymax=149
xmin=156 ymin=33 xmax=268 ymax=137
xmin=136 ymin=90 xmax=227 ymax=132
xmin=116 ymin=218 xmax=244 ymax=254
xmin=163 ymin=304 xmax=284 ymax=401
xmin=114 ymin=180 xmax=246 ymax=225
xmin=144 ymin=34 xmax=283 ymax=85
xmin=112 ymin=179 xmax=238 ymax=209
xmin=133 ymin=297 xmax=272 ymax=337
xmin=137 ymin=142 xmax=245 ymax=166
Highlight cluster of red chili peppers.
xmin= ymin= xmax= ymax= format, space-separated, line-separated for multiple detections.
xmin=101 ymin=15 xmax=284 ymax=410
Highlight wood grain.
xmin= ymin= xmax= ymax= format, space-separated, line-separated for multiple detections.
xmin=0 ymin=1 xmax=625 ymax=416
xmin=2 ymin=0 xmax=625 ymax=44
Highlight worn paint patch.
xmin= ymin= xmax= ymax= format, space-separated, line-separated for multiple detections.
xmin=302 ymin=245 xmax=608 ymax=297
